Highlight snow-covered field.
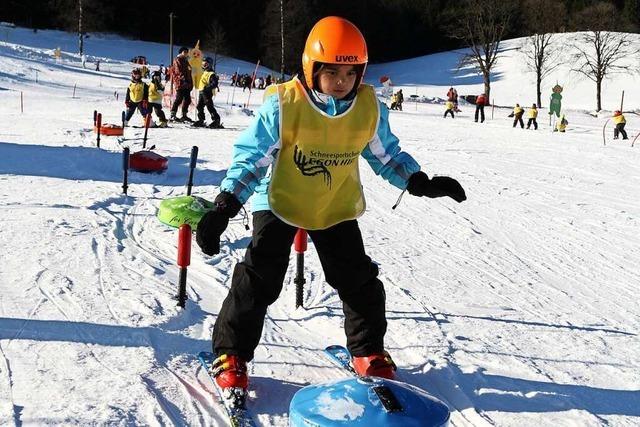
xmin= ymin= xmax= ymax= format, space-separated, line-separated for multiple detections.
xmin=0 ymin=25 xmax=639 ymax=426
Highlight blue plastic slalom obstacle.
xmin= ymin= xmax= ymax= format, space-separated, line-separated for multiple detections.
xmin=289 ymin=376 xmax=450 ymax=427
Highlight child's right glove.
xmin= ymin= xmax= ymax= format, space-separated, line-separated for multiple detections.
xmin=196 ymin=192 xmax=243 ymax=255
xmin=406 ymin=171 xmax=466 ymax=203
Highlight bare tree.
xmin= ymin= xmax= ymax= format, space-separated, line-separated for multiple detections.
xmin=204 ymin=19 xmax=227 ymax=72
xmin=571 ymin=2 xmax=639 ymax=111
xmin=450 ymin=0 xmax=513 ymax=102
xmin=260 ymin=0 xmax=314 ymax=76
xmin=520 ymin=0 xmax=567 ymax=107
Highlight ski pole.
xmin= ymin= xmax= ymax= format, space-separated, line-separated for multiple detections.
xmin=121 ymin=111 xmax=126 ymax=129
xmin=177 ymin=224 xmax=192 ymax=308
xmin=96 ymin=113 xmax=102 ymax=148
xmin=93 ymin=110 xmax=97 ymax=126
xmin=122 ymin=147 xmax=129 ymax=194
xmin=294 ymin=228 xmax=307 ymax=308
xmin=186 ymin=146 xmax=198 ymax=196
xmin=142 ymin=113 xmax=151 ymax=149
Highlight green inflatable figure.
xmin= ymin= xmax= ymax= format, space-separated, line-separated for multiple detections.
xmin=549 ymin=84 xmax=563 ymax=117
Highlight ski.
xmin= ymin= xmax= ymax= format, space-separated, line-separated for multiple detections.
xmin=197 ymin=351 xmax=257 ymax=427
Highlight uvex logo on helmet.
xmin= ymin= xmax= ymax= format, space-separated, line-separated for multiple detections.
xmin=336 ymin=55 xmax=359 ymax=62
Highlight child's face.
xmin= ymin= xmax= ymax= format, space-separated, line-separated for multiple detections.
xmin=316 ymin=64 xmax=358 ymax=99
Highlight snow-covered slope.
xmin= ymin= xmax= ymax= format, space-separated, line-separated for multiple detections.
xmin=0 ymin=25 xmax=638 ymax=426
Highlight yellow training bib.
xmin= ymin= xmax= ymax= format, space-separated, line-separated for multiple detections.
xmin=128 ymin=82 xmax=145 ymax=103
xmin=268 ymin=78 xmax=379 ymax=230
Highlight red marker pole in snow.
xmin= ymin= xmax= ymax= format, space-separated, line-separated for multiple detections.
xmin=177 ymin=224 xmax=192 ymax=308
xmin=96 ymin=113 xmax=102 ymax=148
xmin=294 ymin=228 xmax=307 ymax=308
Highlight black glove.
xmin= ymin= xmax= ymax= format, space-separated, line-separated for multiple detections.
xmin=406 ymin=171 xmax=466 ymax=203
xmin=196 ymin=192 xmax=243 ymax=255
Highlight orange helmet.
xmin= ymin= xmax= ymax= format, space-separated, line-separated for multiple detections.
xmin=302 ymin=16 xmax=368 ymax=90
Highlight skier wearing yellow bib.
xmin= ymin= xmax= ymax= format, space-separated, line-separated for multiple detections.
xmin=196 ymin=16 xmax=466 ymax=398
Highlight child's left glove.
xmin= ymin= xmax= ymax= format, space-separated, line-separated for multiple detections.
xmin=406 ymin=171 xmax=466 ymax=203
xmin=196 ymin=192 xmax=243 ymax=256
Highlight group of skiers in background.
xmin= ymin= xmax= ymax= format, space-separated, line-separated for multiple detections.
xmin=433 ymin=87 xmax=628 ymax=139
xmin=123 ymin=51 xmax=631 ymax=140
xmin=124 ymin=46 xmax=223 ymax=129
xmin=231 ymin=72 xmax=276 ymax=91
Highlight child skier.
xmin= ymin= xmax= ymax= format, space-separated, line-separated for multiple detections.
xmin=613 ymin=110 xmax=628 ymax=140
xmin=526 ymin=104 xmax=538 ymax=130
xmin=148 ymin=71 xmax=168 ymax=128
xmin=193 ymin=57 xmax=223 ymax=128
xmin=474 ymin=93 xmax=486 ymax=123
xmin=389 ymin=92 xmax=399 ymax=110
xmin=124 ymin=68 xmax=149 ymax=126
xmin=512 ymin=104 xmax=524 ymax=128
xmin=444 ymin=100 xmax=455 ymax=118
xmin=195 ymin=16 xmax=466 ymax=404
xmin=555 ymin=114 xmax=568 ymax=132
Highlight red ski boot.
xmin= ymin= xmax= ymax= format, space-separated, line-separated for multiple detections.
xmin=352 ymin=351 xmax=397 ymax=379
xmin=211 ymin=354 xmax=249 ymax=407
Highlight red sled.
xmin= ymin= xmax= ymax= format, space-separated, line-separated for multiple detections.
xmin=94 ymin=123 xmax=124 ymax=136
xmin=129 ymin=150 xmax=168 ymax=173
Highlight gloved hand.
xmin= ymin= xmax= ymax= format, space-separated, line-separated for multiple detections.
xmin=141 ymin=100 xmax=148 ymax=110
xmin=406 ymin=171 xmax=466 ymax=203
xmin=196 ymin=192 xmax=243 ymax=255
xmin=125 ymin=100 xmax=131 ymax=108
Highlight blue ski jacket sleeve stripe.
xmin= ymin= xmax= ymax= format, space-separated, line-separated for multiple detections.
xmin=219 ymin=93 xmax=420 ymax=211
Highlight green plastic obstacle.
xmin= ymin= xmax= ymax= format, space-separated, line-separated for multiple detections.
xmin=157 ymin=195 xmax=214 ymax=230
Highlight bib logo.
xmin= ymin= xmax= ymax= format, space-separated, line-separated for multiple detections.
xmin=293 ymin=145 xmax=332 ymax=188
xmin=336 ymin=55 xmax=359 ymax=62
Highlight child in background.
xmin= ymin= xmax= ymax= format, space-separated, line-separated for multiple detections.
xmin=193 ymin=57 xmax=223 ymax=129
xmin=474 ymin=93 xmax=486 ymax=123
xmin=148 ymin=71 xmax=168 ymax=128
xmin=526 ymin=104 xmax=538 ymax=130
xmin=613 ymin=110 xmax=628 ymax=140
xmin=444 ymin=100 xmax=455 ymax=118
xmin=512 ymin=104 xmax=524 ymax=128
xmin=124 ymin=68 xmax=149 ymax=126
xmin=389 ymin=92 xmax=399 ymax=110
xmin=195 ymin=16 xmax=466 ymax=407
xmin=555 ymin=114 xmax=568 ymax=132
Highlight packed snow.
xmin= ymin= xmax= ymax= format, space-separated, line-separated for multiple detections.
xmin=0 ymin=24 xmax=638 ymax=426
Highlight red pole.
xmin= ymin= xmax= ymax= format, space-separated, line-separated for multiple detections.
xmin=294 ymin=229 xmax=307 ymax=308
xmin=177 ymin=224 xmax=192 ymax=308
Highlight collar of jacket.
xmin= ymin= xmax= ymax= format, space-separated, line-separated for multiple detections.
xmin=307 ymin=88 xmax=355 ymax=116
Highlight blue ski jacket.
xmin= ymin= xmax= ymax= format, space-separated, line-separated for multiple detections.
xmin=220 ymin=88 xmax=421 ymax=212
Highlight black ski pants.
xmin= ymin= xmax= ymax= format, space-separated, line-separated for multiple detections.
xmin=213 ymin=211 xmax=387 ymax=361
xmin=171 ymin=87 xmax=192 ymax=116
xmin=614 ymin=123 xmax=628 ymax=139
xmin=197 ymin=92 xmax=221 ymax=124
xmin=526 ymin=118 xmax=538 ymax=130
xmin=475 ymin=105 xmax=485 ymax=122
xmin=444 ymin=109 xmax=454 ymax=118
xmin=149 ymin=102 xmax=166 ymax=122
xmin=513 ymin=113 xmax=524 ymax=128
